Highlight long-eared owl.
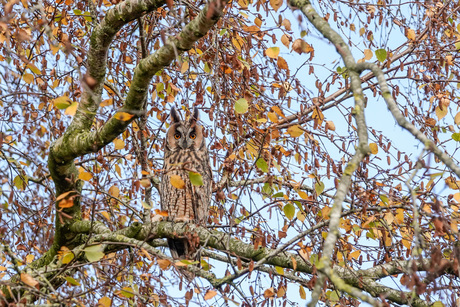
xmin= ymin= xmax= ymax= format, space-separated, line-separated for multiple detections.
xmin=160 ymin=107 xmax=212 ymax=259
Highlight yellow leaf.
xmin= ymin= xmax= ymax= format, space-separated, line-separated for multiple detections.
xmin=296 ymin=210 xmax=306 ymax=222
xmin=181 ymin=61 xmax=189 ymax=74
xmin=114 ymin=112 xmax=134 ymax=121
xmin=369 ymin=143 xmax=379 ymax=154
xmin=98 ymin=297 xmax=112 ymax=307
xmin=445 ymin=177 xmax=460 ymax=189
xmin=272 ymin=106 xmax=285 ymax=118
xmin=287 ymin=125 xmax=303 ymax=137
xmin=170 ymin=175 xmax=185 ymax=189
xmin=27 ymin=63 xmax=41 ymax=74
xmin=435 ymin=106 xmax=448 ymax=120
xmin=204 ymin=290 xmax=217 ymax=300
xmin=350 ymin=250 xmax=360 ymax=260
xmin=113 ymin=138 xmax=125 ymax=150
xmin=266 ymin=47 xmax=280 ymax=59
xmin=23 ymin=73 xmax=34 ymax=84
xmin=25 ymin=254 xmax=34 ymax=263
xmin=299 ymin=285 xmax=306 ymax=299
xmin=363 ymin=49 xmax=373 ymax=60
xmin=395 ymin=208 xmax=404 ymax=224
xmin=64 ymin=102 xmax=78 ymax=116
xmin=298 ymin=190 xmax=308 ymax=199
xmin=254 ymin=17 xmax=262 ymax=27
xmin=454 ymin=112 xmax=460 ymax=125
xmin=269 ymin=0 xmax=283 ymax=11
xmin=79 ymin=167 xmax=93 ymax=181
xmin=406 ymin=28 xmax=416 ymax=40
xmin=100 ymin=98 xmax=114 ymax=107
xmin=267 ymin=111 xmax=278 ymax=123
xmin=100 ymin=211 xmax=111 ymax=221
xmin=275 ymin=266 xmax=284 ymax=275
xmin=402 ymin=238 xmax=411 ymax=249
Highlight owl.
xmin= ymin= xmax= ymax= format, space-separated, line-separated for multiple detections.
xmin=160 ymin=107 xmax=212 ymax=260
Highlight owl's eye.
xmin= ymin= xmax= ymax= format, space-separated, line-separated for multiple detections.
xmin=174 ymin=133 xmax=181 ymax=139
xmin=189 ymin=132 xmax=196 ymax=139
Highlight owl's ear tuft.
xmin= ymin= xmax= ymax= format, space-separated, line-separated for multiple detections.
xmin=190 ymin=107 xmax=199 ymax=126
xmin=170 ymin=107 xmax=181 ymax=123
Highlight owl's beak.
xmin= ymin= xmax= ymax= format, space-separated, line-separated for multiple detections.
xmin=179 ymin=138 xmax=193 ymax=149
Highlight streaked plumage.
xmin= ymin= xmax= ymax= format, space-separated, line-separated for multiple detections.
xmin=160 ymin=107 xmax=212 ymax=259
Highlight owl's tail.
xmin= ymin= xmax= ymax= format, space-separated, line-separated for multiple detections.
xmin=168 ymin=238 xmax=189 ymax=259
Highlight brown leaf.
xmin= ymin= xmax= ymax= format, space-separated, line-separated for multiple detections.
xmin=277 ymin=56 xmax=288 ymax=70
xmin=263 ymin=287 xmax=275 ymax=298
xmin=292 ymin=39 xmax=314 ymax=54
xmin=157 ymin=259 xmax=171 ymax=270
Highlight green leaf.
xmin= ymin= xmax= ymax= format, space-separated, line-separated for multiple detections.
xmin=188 ymin=172 xmax=204 ymax=186
xmin=375 ymin=49 xmax=387 ymax=62
xmin=314 ymin=181 xmax=325 ymax=195
xmin=204 ymin=62 xmax=211 ymax=73
xmin=156 ymin=83 xmax=164 ymax=92
xmin=234 ymin=98 xmax=249 ymax=114
xmin=283 ymin=203 xmax=295 ymax=220
xmin=62 ymin=252 xmax=74 ymax=264
xmin=121 ymin=287 xmax=135 ymax=298
xmin=452 ymin=133 xmax=460 ymax=142
xmin=272 ymin=192 xmax=284 ymax=198
xmin=65 ymin=276 xmax=80 ymax=286
xmin=256 ymin=158 xmax=269 ymax=173
xmin=53 ymin=96 xmax=71 ymax=109
xmin=262 ymin=183 xmax=273 ymax=195
xmin=84 ymin=245 xmax=104 ymax=262
xmin=379 ymin=194 xmax=389 ymax=204
xmin=201 ymin=259 xmax=210 ymax=271
xmin=13 ymin=175 xmax=28 ymax=191
xmin=275 ymin=266 xmax=284 ymax=275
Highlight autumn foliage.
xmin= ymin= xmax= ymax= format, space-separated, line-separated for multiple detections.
xmin=1 ymin=0 xmax=460 ymax=306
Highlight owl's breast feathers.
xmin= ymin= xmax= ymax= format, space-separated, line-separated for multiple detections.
xmin=160 ymin=147 xmax=212 ymax=225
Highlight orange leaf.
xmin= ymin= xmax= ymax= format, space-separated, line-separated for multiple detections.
xmin=204 ymin=290 xmax=217 ymax=300
xmin=269 ymin=0 xmax=283 ymax=11
xmin=114 ymin=112 xmax=134 ymax=121
xmin=157 ymin=259 xmax=171 ymax=270
xmin=277 ymin=56 xmax=288 ymax=70
xmin=263 ymin=287 xmax=275 ymax=298
xmin=21 ymin=273 xmax=39 ymax=288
